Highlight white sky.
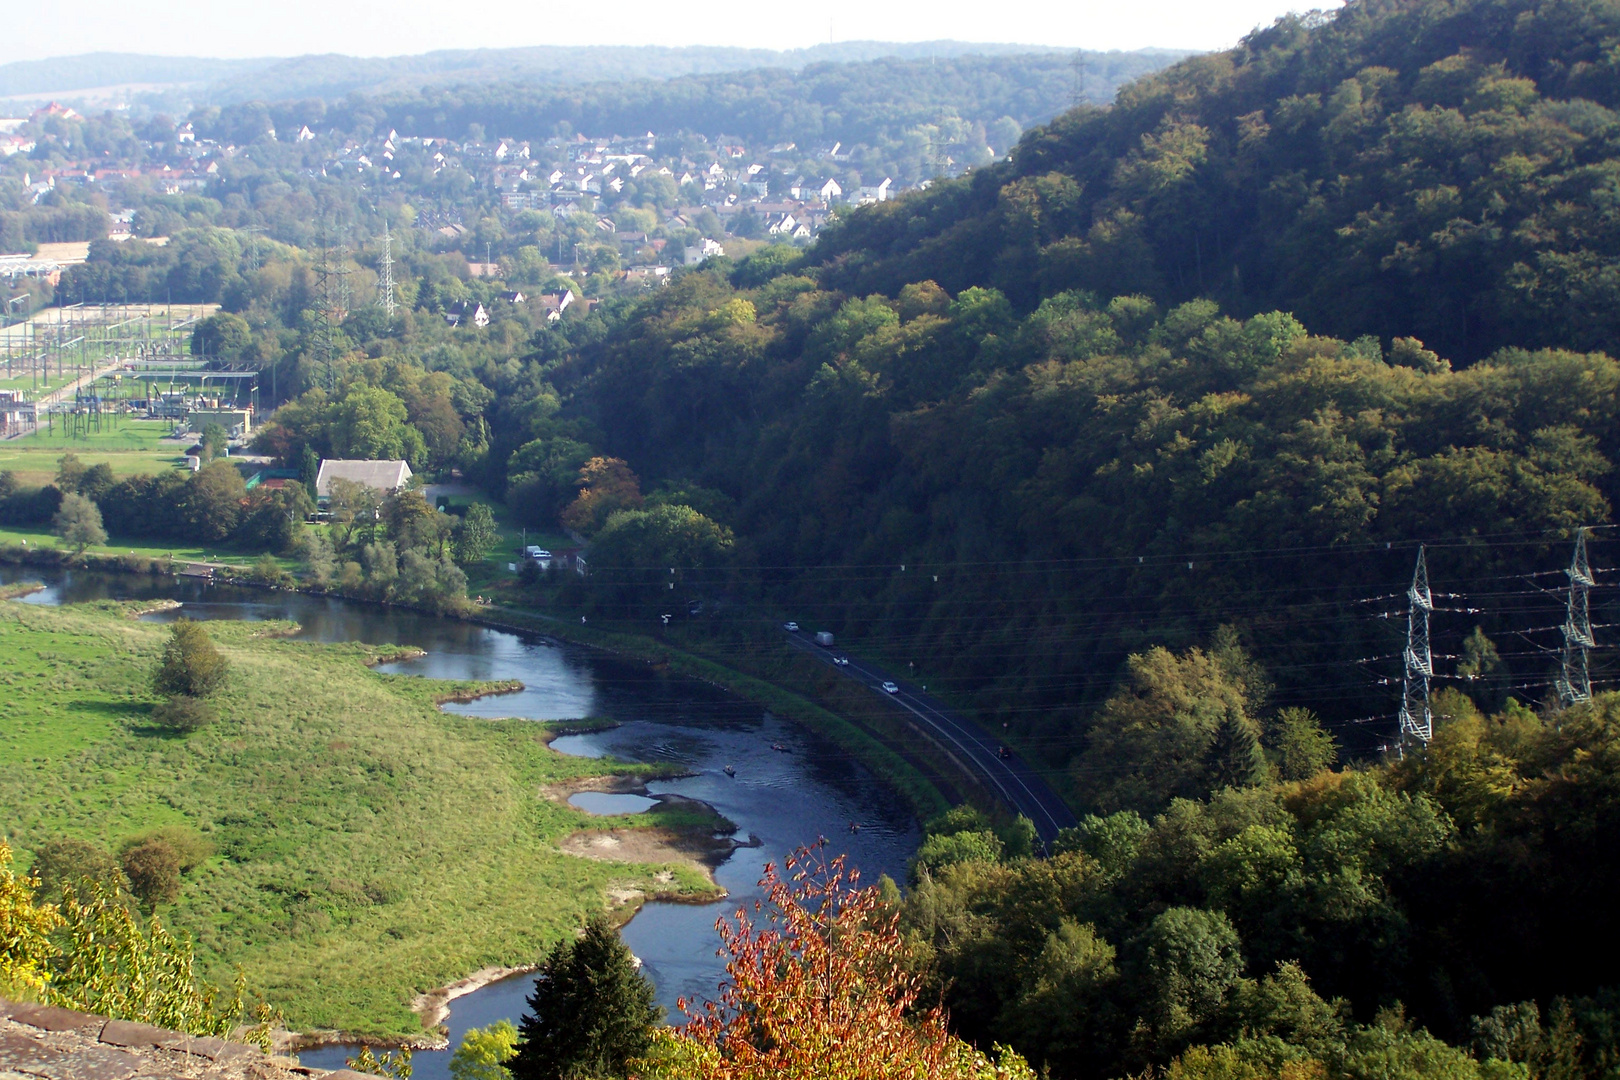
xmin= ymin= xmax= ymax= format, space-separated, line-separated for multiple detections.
xmin=9 ymin=0 xmax=1342 ymax=62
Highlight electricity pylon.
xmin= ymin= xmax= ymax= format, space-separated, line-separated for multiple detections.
xmin=1557 ymin=528 xmax=1595 ymax=705
xmin=378 ymin=220 xmax=398 ymax=319
xmin=311 ymin=222 xmax=351 ymax=392
xmin=1398 ymin=546 xmax=1434 ymax=748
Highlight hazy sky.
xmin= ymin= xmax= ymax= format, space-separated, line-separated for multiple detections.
xmin=10 ymin=0 xmax=1341 ymax=62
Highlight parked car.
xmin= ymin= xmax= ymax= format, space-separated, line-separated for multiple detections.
xmin=814 ymin=631 xmax=835 ymax=647
xmin=783 ymin=621 xmax=800 ymax=632
xmin=881 ymin=681 xmax=899 ymax=694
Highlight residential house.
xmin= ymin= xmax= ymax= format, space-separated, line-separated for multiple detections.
xmin=537 ymin=289 xmax=574 ymax=322
xmin=444 ymin=300 xmax=490 ymax=328
xmin=682 ymin=238 xmax=726 ymax=265
xmin=314 ymin=459 xmax=413 ymax=501
xmin=850 ymin=178 xmax=892 ymax=205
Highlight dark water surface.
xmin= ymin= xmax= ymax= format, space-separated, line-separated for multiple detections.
xmin=2 ymin=566 xmax=921 ymax=1080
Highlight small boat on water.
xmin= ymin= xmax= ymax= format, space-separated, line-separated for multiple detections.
xmin=771 ymin=743 xmax=791 ymax=753
xmin=723 ymin=765 xmax=736 ymax=777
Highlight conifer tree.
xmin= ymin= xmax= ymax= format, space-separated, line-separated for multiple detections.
xmin=509 ymin=917 xmax=659 ymax=1080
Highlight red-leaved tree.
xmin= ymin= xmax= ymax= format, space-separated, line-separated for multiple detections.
xmin=635 ymin=843 xmax=1032 ymax=1080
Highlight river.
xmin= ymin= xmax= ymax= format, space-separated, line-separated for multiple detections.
xmin=2 ymin=567 xmax=922 ymax=1079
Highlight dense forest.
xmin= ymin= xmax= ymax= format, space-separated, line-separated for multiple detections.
xmin=807 ymin=0 xmax=1620 ymax=363
xmin=311 ymin=50 xmax=1177 ymax=150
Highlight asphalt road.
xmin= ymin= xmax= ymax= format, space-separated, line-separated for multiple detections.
xmin=783 ymin=629 xmax=1078 ymax=847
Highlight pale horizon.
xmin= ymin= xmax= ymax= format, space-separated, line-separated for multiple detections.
xmin=8 ymin=0 xmax=1342 ymax=64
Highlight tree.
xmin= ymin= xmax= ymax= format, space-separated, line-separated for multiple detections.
xmin=299 ymin=444 xmax=321 ymax=492
xmin=152 ymin=619 xmax=229 ymax=698
xmin=509 ymin=917 xmax=660 ymax=1080
xmin=191 ymin=311 xmax=251 ymax=360
xmin=0 ymin=840 xmax=63 ymax=995
xmin=56 ymin=452 xmax=86 ymax=492
xmin=1141 ymin=907 xmax=1246 ymax=1049
xmin=648 ymin=845 xmax=1035 ymax=1080
xmin=182 ymin=461 xmax=247 ymax=541
xmin=199 ymin=422 xmax=228 ymax=462
xmin=29 ymin=837 xmax=126 ymax=899
xmin=120 ymin=837 xmax=181 ymax=908
xmin=78 ymin=462 xmax=115 ymax=501
xmin=333 ymin=385 xmax=415 ymax=463
xmin=560 ymin=457 xmax=643 ymax=534
xmin=1264 ymin=708 xmax=1338 ymax=781
xmin=450 ymin=1021 xmax=517 ymax=1080
xmin=52 ymin=491 xmax=107 ymax=552
xmin=152 ymin=694 xmax=219 ymax=732
xmin=1077 ymin=641 xmax=1265 ymax=814
xmin=454 ymin=502 xmax=500 ymax=565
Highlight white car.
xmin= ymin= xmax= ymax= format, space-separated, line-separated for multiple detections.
xmin=881 ymin=681 xmax=899 ymax=694
xmin=833 ymin=655 xmax=850 ymax=666
xmin=783 ymin=621 xmax=800 ymax=632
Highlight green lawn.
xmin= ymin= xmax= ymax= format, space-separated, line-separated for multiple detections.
xmin=0 ymin=419 xmax=188 ymax=487
xmin=0 ymin=601 xmax=715 ymax=1036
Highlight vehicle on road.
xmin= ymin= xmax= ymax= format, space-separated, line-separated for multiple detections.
xmin=881 ymin=681 xmax=899 ymax=694
xmin=783 ymin=621 xmax=800 ymax=632
xmin=814 ymin=631 xmax=835 ymax=647
xmin=998 ymin=745 xmax=1013 ymax=760
xmin=833 ymin=655 xmax=850 ymax=666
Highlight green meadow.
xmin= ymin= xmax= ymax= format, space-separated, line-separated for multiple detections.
xmin=0 ymin=600 xmax=715 ymax=1037
xmin=0 ymin=419 xmax=189 ymax=488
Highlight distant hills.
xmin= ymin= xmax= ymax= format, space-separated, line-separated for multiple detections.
xmin=0 ymin=43 xmax=1192 ymax=109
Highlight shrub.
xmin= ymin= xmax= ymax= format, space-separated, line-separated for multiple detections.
xmin=124 ymin=827 xmax=212 ymax=873
xmin=120 ymin=839 xmax=181 ymax=907
xmin=29 ymin=837 xmax=126 ymax=898
xmin=152 ymin=695 xmax=219 ymax=732
xmin=151 ymin=619 xmax=228 ymax=698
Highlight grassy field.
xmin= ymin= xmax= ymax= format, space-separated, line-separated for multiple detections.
xmin=0 ymin=419 xmax=188 ymax=487
xmin=0 ymin=601 xmax=715 ymax=1037
xmin=0 ymin=526 xmax=305 ymax=570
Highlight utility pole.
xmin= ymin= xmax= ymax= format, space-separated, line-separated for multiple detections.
xmin=1557 ymin=527 xmax=1595 ymax=705
xmin=378 ymin=219 xmax=398 ymax=319
xmin=1398 ymin=546 xmax=1434 ymax=750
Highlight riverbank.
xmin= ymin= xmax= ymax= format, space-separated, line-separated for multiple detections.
xmin=0 ymin=539 xmax=954 ymax=821
xmin=465 ymin=605 xmax=953 ymax=821
xmin=0 ymin=599 xmax=720 ymax=1042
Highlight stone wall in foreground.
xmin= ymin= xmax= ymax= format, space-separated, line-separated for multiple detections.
xmin=0 ymin=1000 xmax=366 ymax=1080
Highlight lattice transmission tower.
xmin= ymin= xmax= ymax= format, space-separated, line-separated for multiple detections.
xmin=311 ymin=221 xmax=351 ymax=392
xmin=1557 ymin=527 xmax=1595 ymax=705
xmin=378 ymin=220 xmax=398 ymax=319
xmin=1398 ymin=546 xmax=1434 ymax=749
